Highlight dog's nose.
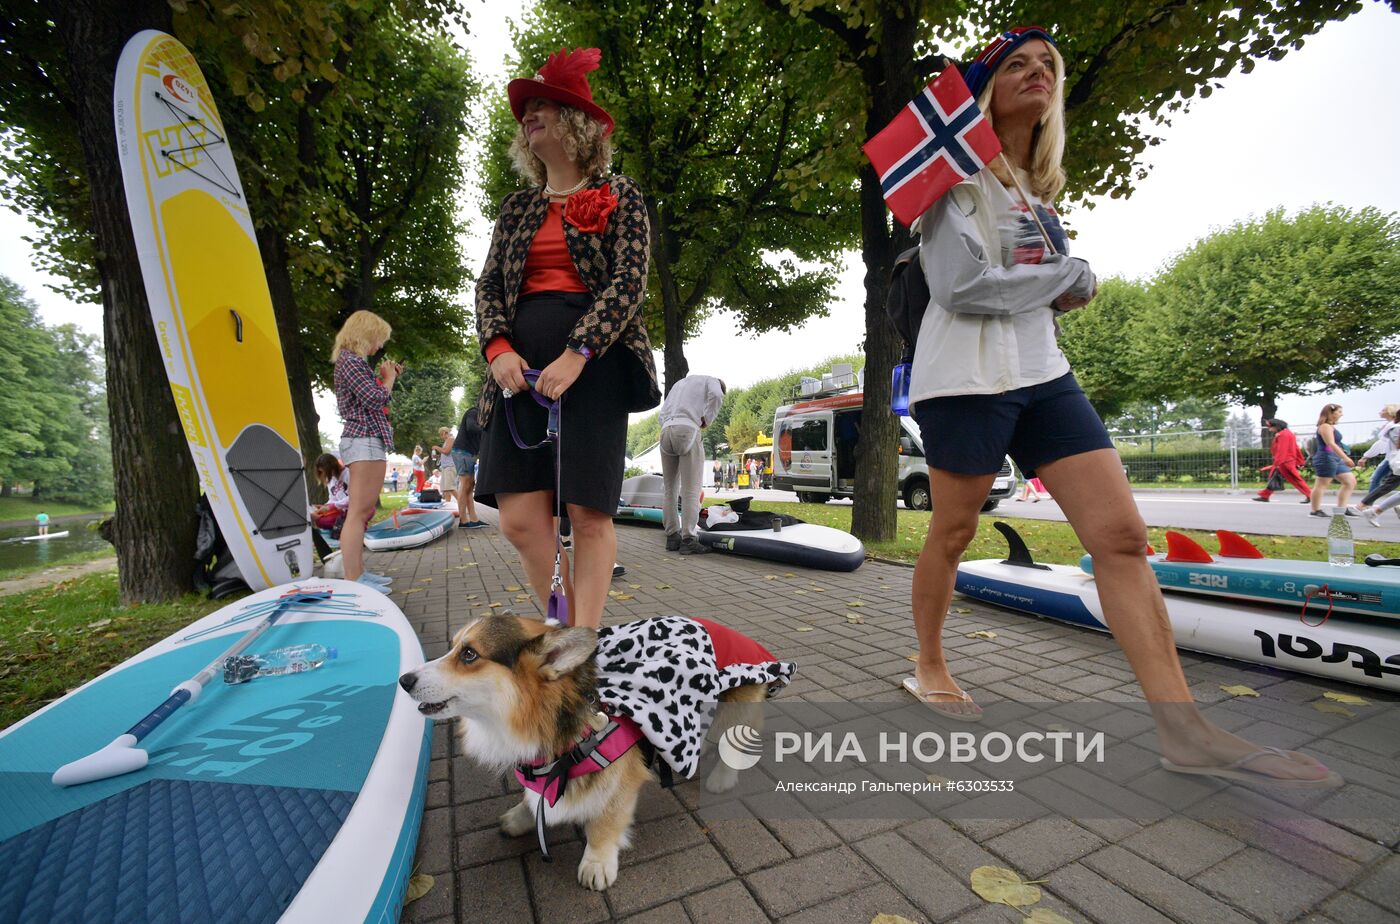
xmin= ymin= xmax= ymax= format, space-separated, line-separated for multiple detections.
xmin=398 ymin=672 xmax=417 ymax=692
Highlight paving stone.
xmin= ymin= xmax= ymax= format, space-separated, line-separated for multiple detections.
xmin=1352 ymin=854 xmax=1400 ymax=915
xmin=454 ymin=858 xmax=532 ymax=923
xmin=617 ymin=901 xmax=689 ymax=924
xmin=747 ymin=846 xmax=882 ymax=917
xmin=1203 ymin=811 xmax=1364 ymax=887
xmin=775 ymin=883 xmax=923 ymax=924
xmin=897 ymin=817 xmax=1004 ymax=881
xmin=451 ymin=792 xmax=521 ymax=834
xmin=1312 ymin=785 xmax=1400 ymax=844
xmin=699 ymin=813 xmax=791 ymax=874
xmin=412 ymin=806 xmax=453 ymax=876
xmin=1120 ymin=817 xmax=1245 ymax=878
xmin=1193 ymin=848 xmax=1336 ymax=922
xmin=521 ymin=839 xmax=612 ymax=922
xmin=1319 ymin=890 xmax=1400 ymax=924
xmin=851 ymin=830 xmax=979 ymax=919
xmin=622 ymin=812 xmax=709 ymax=866
xmin=604 ymin=843 xmax=735 ymax=917
xmin=1044 ymin=862 xmax=1174 ymax=924
xmin=984 ymin=817 xmax=1106 ymax=879
xmin=1081 ymin=845 xmax=1254 ymax=924
xmin=682 ymin=881 xmax=770 ymax=924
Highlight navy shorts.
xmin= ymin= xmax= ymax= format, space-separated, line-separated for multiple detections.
xmin=911 ymin=372 xmax=1113 ymax=478
xmin=1311 ymin=451 xmax=1350 ymax=479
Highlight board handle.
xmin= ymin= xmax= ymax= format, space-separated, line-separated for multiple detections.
xmin=230 ymin=308 xmax=243 ymax=343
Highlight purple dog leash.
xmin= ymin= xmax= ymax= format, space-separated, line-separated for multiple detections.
xmin=501 ymin=369 xmax=570 ymax=626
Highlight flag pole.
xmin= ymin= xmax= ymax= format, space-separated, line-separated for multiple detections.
xmin=996 ymin=153 xmax=1058 ymax=256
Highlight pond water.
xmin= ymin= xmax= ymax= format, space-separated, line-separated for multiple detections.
xmin=0 ymin=515 xmax=111 ymax=578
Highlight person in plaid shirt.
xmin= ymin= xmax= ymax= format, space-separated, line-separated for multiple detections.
xmin=333 ymin=310 xmax=400 ymax=592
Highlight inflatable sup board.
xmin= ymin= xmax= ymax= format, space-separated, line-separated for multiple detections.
xmin=1080 ymin=530 xmax=1400 ymax=620
xmin=957 ymin=525 xmax=1400 ymax=692
xmin=115 ymin=31 xmax=311 ymax=590
xmin=699 ymin=521 xmax=866 ymax=571
xmin=363 ymin=509 xmax=456 ymax=552
xmin=0 ymin=578 xmax=431 ymax=922
xmin=20 ymin=532 xmax=69 ymax=542
xmin=614 ymin=474 xmax=680 ymax=525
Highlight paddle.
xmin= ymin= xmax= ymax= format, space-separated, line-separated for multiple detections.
xmin=52 ymin=589 xmax=331 ymax=787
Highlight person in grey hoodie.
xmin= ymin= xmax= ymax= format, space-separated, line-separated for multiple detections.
xmin=658 ymin=375 xmax=725 ymax=553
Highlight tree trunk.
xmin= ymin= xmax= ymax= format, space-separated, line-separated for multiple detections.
xmin=648 ymin=199 xmax=689 ymax=393
xmin=257 ymin=226 xmax=327 ymax=504
xmin=850 ymin=13 xmax=918 ymax=544
xmin=56 ymin=0 xmax=198 ymax=604
xmin=1259 ymin=392 xmax=1278 ymax=451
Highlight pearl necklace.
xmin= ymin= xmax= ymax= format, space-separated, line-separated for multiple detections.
xmin=544 ymin=175 xmax=590 ymax=198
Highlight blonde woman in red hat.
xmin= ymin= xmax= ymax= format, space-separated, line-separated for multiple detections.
xmin=902 ymin=27 xmax=1339 ymax=787
xmin=472 ymin=47 xmax=661 ymax=629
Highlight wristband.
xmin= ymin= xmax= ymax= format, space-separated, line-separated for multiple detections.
xmin=568 ymin=339 xmax=593 ymax=361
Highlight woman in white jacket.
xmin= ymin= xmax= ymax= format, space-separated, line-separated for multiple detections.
xmin=904 ymin=26 xmax=1338 ymax=787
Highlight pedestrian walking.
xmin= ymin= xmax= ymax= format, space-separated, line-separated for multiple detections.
xmin=1252 ymin=418 xmax=1311 ymax=503
xmin=1308 ymin=404 xmax=1357 ymax=517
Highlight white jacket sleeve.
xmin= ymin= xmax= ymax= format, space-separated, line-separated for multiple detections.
xmin=921 ymin=185 xmax=1094 ymax=317
xmin=702 ymin=379 xmax=724 ymax=427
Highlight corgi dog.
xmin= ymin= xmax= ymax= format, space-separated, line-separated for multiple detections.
xmin=399 ymin=614 xmax=774 ymax=891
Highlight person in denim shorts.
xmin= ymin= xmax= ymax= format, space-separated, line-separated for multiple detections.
xmin=451 ymin=407 xmax=485 ymax=528
xmin=899 ymin=26 xmax=1338 ymax=788
xmin=333 ymin=310 xmax=399 ymax=591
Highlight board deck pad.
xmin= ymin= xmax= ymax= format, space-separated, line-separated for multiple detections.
xmin=114 ymin=30 xmax=310 ymax=590
xmin=0 ymin=580 xmax=430 ymax=923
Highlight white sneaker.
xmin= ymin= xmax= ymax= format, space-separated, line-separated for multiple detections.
xmin=1364 ymin=508 xmax=1382 ymax=528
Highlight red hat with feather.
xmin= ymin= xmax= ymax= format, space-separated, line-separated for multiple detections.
xmin=507 ymin=47 xmax=614 ymax=136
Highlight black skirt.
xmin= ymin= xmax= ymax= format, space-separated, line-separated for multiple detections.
xmin=475 ymin=292 xmax=629 ymax=515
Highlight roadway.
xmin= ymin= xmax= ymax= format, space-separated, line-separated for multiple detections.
xmin=704 ymin=485 xmax=1400 ymax=541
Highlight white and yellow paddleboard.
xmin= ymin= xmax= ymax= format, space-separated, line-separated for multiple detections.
xmin=114 ymin=30 xmax=311 ymax=590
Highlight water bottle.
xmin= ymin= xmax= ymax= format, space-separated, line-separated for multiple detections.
xmin=224 ymin=643 xmax=338 ymax=684
xmin=890 ymin=363 xmax=912 ymax=416
xmin=1327 ymin=513 xmax=1354 ymax=567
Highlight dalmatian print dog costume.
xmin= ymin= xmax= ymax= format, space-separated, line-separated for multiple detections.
xmin=593 ymin=616 xmax=796 ymax=778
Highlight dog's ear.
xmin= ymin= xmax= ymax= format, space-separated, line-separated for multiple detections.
xmin=535 ymin=627 xmax=598 ymax=680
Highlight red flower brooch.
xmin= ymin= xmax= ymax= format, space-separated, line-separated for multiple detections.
xmin=564 ymin=186 xmax=618 ymax=235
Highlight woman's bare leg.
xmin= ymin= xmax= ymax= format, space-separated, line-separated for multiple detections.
xmin=565 ymin=504 xmax=616 ymax=629
xmin=1310 ymin=476 xmax=1333 ymax=512
xmin=1335 ymin=471 xmax=1356 ymax=509
xmin=911 ymin=468 xmax=997 ymax=716
xmin=342 ymin=459 xmax=386 ymax=581
xmin=1037 ymin=449 xmax=1330 ymax=781
xmin=498 ymin=491 xmax=561 ymax=612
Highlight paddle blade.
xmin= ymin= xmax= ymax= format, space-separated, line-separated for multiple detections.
xmin=1164 ymin=531 xmax=1213 ymax=563
xmin=52 ymin=734 xmax=148 ymax=787
xmin=1216 ymin=530 xmax=1264 ymax=559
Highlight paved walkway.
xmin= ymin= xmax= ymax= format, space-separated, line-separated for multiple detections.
xmin=376 ymin=514 xmax=1399 ymax=924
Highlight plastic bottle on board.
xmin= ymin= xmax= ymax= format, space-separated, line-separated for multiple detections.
xmin=1327 ymin=513 xmax=1354 ymax=567
xmin=890 ymin=363 xmax=912 ymax=416
xmin=223 ymin=643 xmax=338 ymax=684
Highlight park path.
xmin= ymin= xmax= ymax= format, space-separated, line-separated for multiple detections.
xmin=376 ymin=510 xmax=1400 ymax=924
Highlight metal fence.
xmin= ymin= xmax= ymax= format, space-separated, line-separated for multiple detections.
xmin=1109 ymin=419 xmax=1386 ymax=488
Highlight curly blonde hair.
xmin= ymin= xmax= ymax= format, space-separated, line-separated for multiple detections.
xmin=977 ymin=40 xmax=1067 ymax=202
xmin=510 ymin=103 xmax=612 ymax=185
xmin=332 ymin=310 xmax=391 ymax=361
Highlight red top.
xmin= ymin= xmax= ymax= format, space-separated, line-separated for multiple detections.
xmin=1270 ymin=428 xmax=1305 ymax=467
xmin=522 ymin=203 xmax=589 ymax=296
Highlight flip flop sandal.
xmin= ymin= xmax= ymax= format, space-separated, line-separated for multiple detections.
xmin=902 ymin=677 xmax=983 ymax=722
xmin=1160 ymin=745 xmax=1343 ymax=789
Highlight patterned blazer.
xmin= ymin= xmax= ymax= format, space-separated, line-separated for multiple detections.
xmin=474 ymin=174 xmax=661 ymax=428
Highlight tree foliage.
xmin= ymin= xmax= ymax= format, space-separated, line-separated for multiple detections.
xmin=481 ymin=0 xmax=864 ymax=389
xmin=1145 ymin=205 xmax=1400 ymax=420
xmin=389 ymin=358 xmax=471 ymax=456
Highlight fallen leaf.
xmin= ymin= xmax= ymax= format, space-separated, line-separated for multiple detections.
xmin=465 ymin=594 xmax=478 ymax=600
xmin=847 ymin=600 xmax=865 ymax=607
xmin=505 ymin=585 xmax=521 ymax=592
xmin=403 ymin=588 xmax=422 ymax=595
xmin=656 ymin=583 xmax=672 ymax=590
xmin=1024 ymin=909 xmax=1074 ymax=924
xmin=404 ymin=872 xmax=435 ymax=904
xmin=907 ymin=655 xmax=918 ymax=662
xmin=793 ymin=590 xmax=808 ymax=595
xmin=795 ymin=626 xmax=815 ymax=632
xmin=1045 ymin=724 xmax=1069 ymax=733
xmin=1219 ymin=684 xmax=1260 ymax=698
xmin=845 ymin=612 xmax=865 ymax=624
xmin=1322 ymin=691 xmax=1369 ymax=706
xmin=954 ymin=606 xmax=973 ymax=614
xmin=608 ymin=590 xmax=622 ymax=598
xmin=614 ymin=594 xmax=635 ymax=601
xmin=515 ymin=594 xmax=530 ymax=601
xmin=966 ymin=630 xmax=997 ymax=640
xmin=784 ymin=572 xmax=795 ymax=578
xmin=489 ymin=602 xmax=503 ymax=608
xmin=87 ymin=619 xmax=111 ymax=629
xmin=925 ymin=773 xmax=951 ymax=785
xmin=810 ymin=586 xmax=826 ymax=593
xmin=419 ymin=577 xmax=433 ymax=583
xmin=1313 ymin=701 xmax=1355 ymax=718
xmin=470 ymin=602 xmax=482 ymax=607
xmin=970 ymin=866 xmax=1043 ymax=909
xmin=870 ymin=915 xmax=920 ymax=924
xmin=628 ymin=583 xmax=641 ymax=589
xmin=764 ymin=575 xmax=778 ymax=581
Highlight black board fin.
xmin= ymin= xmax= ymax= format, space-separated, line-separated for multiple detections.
xmin=1364 ymin=553 xmax=1400 ymax=568
xmin=993 ymin=521 xmax=1050 ymax=570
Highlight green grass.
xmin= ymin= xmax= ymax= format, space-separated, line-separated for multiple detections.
xmin=0 ymin=571 xmax=226 ymax=729
xmin=767 ymin=502 xmax=1395 ymax=567
xmin=0 ymin=497 xmax=114 ymax=523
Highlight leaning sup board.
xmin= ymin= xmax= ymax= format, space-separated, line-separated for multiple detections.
xmin=0 ymin=579 xmax=431 ymax=923
xmin=114 ymin=31 xmax=311 ymax=590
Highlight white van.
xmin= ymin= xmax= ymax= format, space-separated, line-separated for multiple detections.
xmin=771 ymin=367 xmax=1017 ymax=511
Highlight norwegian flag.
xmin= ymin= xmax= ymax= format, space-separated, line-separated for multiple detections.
xmin=862 ymin=67 xmax=1002 ymax=227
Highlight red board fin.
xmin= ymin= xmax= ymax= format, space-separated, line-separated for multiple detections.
xmin=1164 ymin=531 xmax=1213 ymax=563
xmin=1216 ymin=529 xmax=1264 ymax=559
